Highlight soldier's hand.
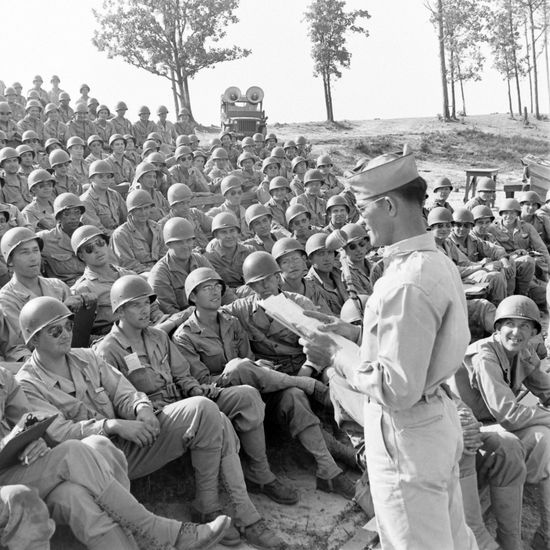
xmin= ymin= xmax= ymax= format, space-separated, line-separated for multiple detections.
xmin=188 ymin=386 xmax=204 ymax=397
xmin=136 ymin=406 xmax=160 ymax=435
xmin=302 ymin=310 xmax=361 ymax=342
xmin=299 ymin=331 xmax=338 ymax=370
xmin=110 ymin=420 xmax=157 ymax=447
xmin=64 ymin=295 xmax=84 ymax=312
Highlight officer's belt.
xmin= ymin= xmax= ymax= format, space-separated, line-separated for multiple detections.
xmin=148 ymin=382 xmax=181 ymax=404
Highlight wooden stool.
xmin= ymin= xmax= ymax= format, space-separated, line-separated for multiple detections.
xmin=463 ymin=168 xmax=499 ymax=203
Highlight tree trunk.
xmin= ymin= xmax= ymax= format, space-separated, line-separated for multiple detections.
xmin=169 ymin=69 xmax=180 ymax=115
xmin=507 ymin=76 xmax=514 ymax=117
xmin=322 ymin=69 xmax=334 ymax=123
xmin=449 ymin=49 xmax=456 ymax=119
xmin=459 ymin=77 xmax=466 ymax=116
xmin=544 ymin=0 xmax=550 ymax=116
xmin=437 ymin=0 xmax=451 ymax=121
xmin=528 ymin=0 xmax=540 ymax=119
xmin=507 ymin=0 xmax=522 ymax=116
xmin=524 ymin=17 xmax=534 ymax=112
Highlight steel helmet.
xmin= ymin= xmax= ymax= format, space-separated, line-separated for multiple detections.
xmin=126 ymin=189 xmax=154 ymax=213
xmin=261 ymin=157 xmax=280 ymax=173
xmin=265 ymin=132 xmax=277 ymax=142
xmin=71 ymin=225 xmax=108 ymax=254
xmin=163 ymin=217 xmax=195 ymax=244
xmin=271 ymin=147 xmax=285 ymax=160
xmin=219 ymin=130 xmax=232 ymax=141
xmin=87 ymin=98 xmax=99 ymax=109
xmin=146 ymin=151 xmax=166 ymax=166
xmin=74 ymin=103 xmax=88 ymax=114
xmin=109 ymin=134 xmax=126 ymax=148
xmin=21 ymin=130 xmax=39 ymax=142
xmin=44 ymin=138 xmax=62 ymax=151
xmin=3 ymin=88 xmax=15 ymax=97
xmin=518 ymin=190 xmax=542 ymax=206
xmin=32 ymin=75 xmax=43 ymax=83
xmin=325 ymin=229 xmax=348 ymax=250
xmin=175 ymin=145 xmax=193 ymax=160
xmin=285 ymin=204 xmax=310 ymax=226
xmin=134 ymin=162 xmax=157 ymax=182
xmin=51 ymin=75 xmax=60 ymax=83
xmin=291 ymin=156 xmax=307 ymax=173
xmin=252 ymin=133 xmax=264 ymax=143
xmin=1 ymin=227 xmax=43 ymax=263
xmin=211 ymin=212 xmax=240 ymax=234
xmin=54 ymin=193 xmax=85 ymax=219
xmin=211 ymin=147 xmax=228 ymax=161
xmin=304 ymin=169 xmax=324 ymax=185
xmin=220 ymin=175 xmax=243 ymax=196
xmin=241 ymin=137 xmax=254 ymax=148
xmin=89 ymin=160 xmax=114 ymax=178
xmin=178 ymin=107 xmax=190 ymax=116
xmin=472 ymin=205 xmax=495 ymax=221
xmin=44 ymin=103 xmax=59 ymax=116
xmin=79 ymin=83 xmax=90 ymax=93
xmin=123 ymin=134 xmax=135 ymax=143
xmin=176 ymin=135 xmax=191 ymax=147
xmin=188 ymin=134 xmax=198 ymax=144
xmin=269 ymin=176 xmax=290 ymax=193
xmin=427 ymin=207 xmax=453 ymax=226
xmin=340 ymin=295 xmax=368 ymax=324
xmin=87 ymin=135 xmax=103 ymax=147
xmin=494 ymin=295 xmax=541 ymax=333
xmin=193 ymin=149 xmax=207 ymax=160
xmin=434 ymin=176 xmax=453 ymax=191
xmin=147 ymin=132 xmax=163 ymax=143
xmin=138 ymin=105 xmax=151 ymax=115
xmin=498 ymin=199 xmax=521 ymax=215
xmin=167 ymin=183 xmax=193 ymax=206
xmin=208 ymin=138 xmax=222 ymax=152
xmin=0 ymin=147 xmax=19 ymax=164
xmin=452 ymin=207 xmax=475 ymax=225
xmin=326 ymin=195 xmax=350 ymax=213
xmin=185 ymin=267 xmax=226 ymax=303
xmin=66 ymin=136 xmax=85 ymax=148
xmin=49 ymin=149 xmax=71 ymax=167
xmin=96 ymin=104 xmax=110 ymax=116
xmin=141 ymin=140 xmax=158 ymax=158
xmin=19 ymin=297 xmax=74 ymax=344
xmin=283 ymin=140 xmax=296 ymax=150
xmin=237 ymin=151 xmax=256 ymax=166
xmin=477 ymin=177 xmax=496 ymax=192
xmin=243 ymin=251 xmax=281 ymax=284
xmin=110 ymin=275 xmax=156 ymax=313
xmin=341 ymin=223 xmax=369 ymax=244
xmin=156 ymin=105 xmax=168 ymax=115
xmin=0 ymin=102 xmax=10 ymax=115
xmin=25 ymin=99 xmax=42 ymax=112
xmin=28 ymin=169 xmax=55 ymax=191
xmin=245 ymin=204 xmax=272 ymax=227
xmin=12 ymin=82 xmax=22 ymax=90
xmin=305 ymin=233 xmax=331 ymax=257
xmin=59 ymin=92 xmax=71 ymax=101
xmin=115 ymin=101 xmax=128 ymax=111
xmin=271 ymin=237 xmax=305 ymax=262
xmin=296 ymin=136 xmax=307 ymax=146
xmin=316 ymin=154 xmax=332 ymax=167
xmin=16 ymin=144 xmax=35 ymax=158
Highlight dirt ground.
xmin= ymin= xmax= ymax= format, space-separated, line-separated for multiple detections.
xmin=51 ymin=114 xmax=549 ymax=549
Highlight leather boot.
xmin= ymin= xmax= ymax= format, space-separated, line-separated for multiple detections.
xmin=460 ymin=474 xmax=499 ymax=550
xmin=88 ymin=527 xmax=139 ymax=550
xmin=532 ymin=477 xmax=550 ymax=550
xmin=490 ymin=485 xmax=523 ymax=550
xmin=174 ymin=516 xmax=232 ymax=550
xmin=322 ymin=428 xmax=361 ymax=470
xmin=189 ymin=447 xmax=222 ymax=514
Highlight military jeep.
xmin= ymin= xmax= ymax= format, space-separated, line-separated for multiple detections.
xmin=220 ymin=86 xmax=267 ymax=139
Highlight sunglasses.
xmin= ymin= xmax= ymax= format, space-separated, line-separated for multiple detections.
xmin=347 ymin=239 xmax=369 ymax=250
xmin=82 ymin=238 xmax=106 ymax=254
xmin=46 ymin=319 xmax=74 ymax=338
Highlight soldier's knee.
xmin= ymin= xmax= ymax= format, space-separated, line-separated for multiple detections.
xmin=187 ymin=395 xmax=219 ymax=418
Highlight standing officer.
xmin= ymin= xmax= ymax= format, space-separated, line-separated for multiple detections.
xmin=301 ymin=151 xmax=476 ymax=549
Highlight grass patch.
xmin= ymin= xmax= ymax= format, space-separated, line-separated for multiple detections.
xmin=353 ymin=135 xmax=397 ymax=157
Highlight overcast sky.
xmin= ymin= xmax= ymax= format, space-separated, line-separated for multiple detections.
xmin=1 ymin=0 xmax=548 ymax=125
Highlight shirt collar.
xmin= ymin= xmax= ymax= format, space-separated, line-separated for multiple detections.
xmin=383 ymin=232 xmax=436 ymax=260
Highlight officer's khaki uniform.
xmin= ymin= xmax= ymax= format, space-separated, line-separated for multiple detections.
xmin=148 ymin=251 xmax=213 ymax=314
xmin=205 ymin=239 xmax=255 ymax=288
xmin=290 ymin=193 xmax=327 ymax=228
xmin=331 ymin=233 xmax=475 ymax=549
xmin=132 ymin=121 xmax=158 ymax=148
xmin=21 ymin=199 xmax=55 ymax=231
xmin=37 ymin=225 xmax=85 ymax=285
xmin=80 ymin=187 xmax=127 ymax=236
xmin=158 ymin=209 xmax=212 ymax=251
xmin=0 ymin=275 xmax=70 ymax=361
xmin=111 ymin=218 xmax=166 ymax=273
xmin=304 ymin=266 xmax=348 ymax=315
xmin=17 ymin=348 xmax=262 ymax=528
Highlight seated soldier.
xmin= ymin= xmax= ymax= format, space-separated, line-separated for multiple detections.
xmin=92 ymin=105 xmax=115 ymax=146
xmin=17 ymin=296 xmax=281 ymax=549
xmin=0 ymin=147 xmax=31 ymax=210
xmin=132 ymin=106 xmax=157 ymax=148
xmin=206 ymin=147 xmax=230 ymax=193
xmin=43 ymin=103 xmax=68 ymax=145
xmin=17 ymin=101 xmax=44 ymax=143
xmin=66 ymin=136 xmax=90 ymax=189
xmin=158 ymin=183 xmax=212 ymax=251
xmin=285 ymin=204 xmax=322 ymax=247
xmin=256 ymin=157 xmax=281 ymax=205
xmin=234 ymin=151 xmax=262 ymax=191
xmin=243 ymin=204 xmax=286 ymax=254
xmin=283 ymin=140 xmax=298 ymax=165
xmin=323 ymin=195 xmax=350 ymax=233
xmin=149 ymin=217 xmax=215 ymax=314
xmin=272 ymin=238 xmax=332 ymax=314
xmin=289 ymin=156 xmax=308 ymax=197
xmin=111 ymin=190 xmax=166 ymax=274
xmin=191 ymin=149 xmax=212 ymax=192
xmin=111 ymin=101 xmax=133 ymax=137
xmin=304 ymin=233 xmax=348 ymax=315
xmin=449 ymin=295 xmax=550 ymax=549
xmin=123 ymin=135 xmax=140 ymax=167
xmin=66 ymin=104 xmax=95 ymax=145
xmin=80 ymin=160 xmax=127 ymax=236
xmin=295 ymin=136 xmax=313 ymax=165
xmin=16 ymin=145 xmax=36 ymax=178
xmin=290 ymin=169 xmax=327 ymax=227
xmin=207 ymin=176 xmax=251 ymax=237
xmin=169 ymin=146 xmax=209 ymax=193
xmin=428 ymin=207 xmax=506 ymax=306
xmin=519 ymin=191 xmax=550 ymax=251
xmin=22 ymin=169 xmax=56 ymax=231
xmin=252 ymin=133 xmax=269 ymax=160
xmin=464 ymin=177 xmax=496 ymax=210
xmin=85 ymin=135 xmax=106 ymax=164
xmin=265 ymin=176 xmax=292 ymax=230
xmin=96 ymin=276 xmax=299 ymax=514
xmin=426 ymin=176 xmax=455 ymax=213
xmin=270 ymin=148 xmax=289 ymax=180
xmin=217 ymin=252 xmax=355 ymax=499
xmin=58 ymin=92 xmax=74 ymax=124
xmin=0 ymin=228 xmax=93 ymax=361
xmin=145 ymin=151 xmax=174 ymax=197
xmin=106 ymin=134 xmax=135 ymax=186
xmin=129 ymin=162 xmax=169 ymax=222
xmin=205 ymin=213 xmax=255 ymax=288
xmin=155 ymin=105 xmax=177 ymax=151
xmin=316 ymin=154 xmax=344 ymax=198
xmin=49 ymin=149 xmax=81 ymax=196
xmin=37 ymin=193 xmax=88 ymax=285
